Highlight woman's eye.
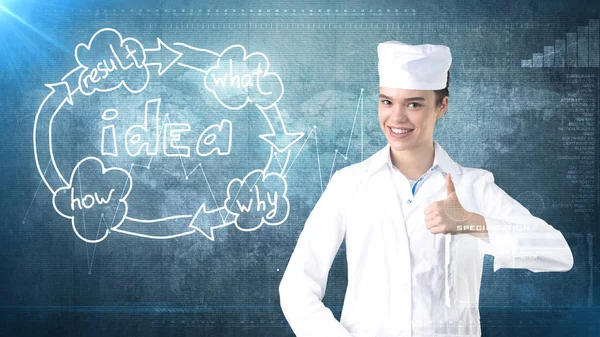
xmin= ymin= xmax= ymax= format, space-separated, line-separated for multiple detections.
xmin=381 ymin=100 xmax=391 ymax=105
xmin=408 ymin=102 xmax=421 ymax=108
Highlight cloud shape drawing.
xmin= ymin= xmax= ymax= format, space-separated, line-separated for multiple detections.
xmin=204 ymin=45 xmax=284 ymax=110
xmin=52 ymin=157 xmax=133 ymax=243
xmin=75 ymin=28 xmax=149 ymax=95
xmin=224 ymin=169 xmax=289 ymax=231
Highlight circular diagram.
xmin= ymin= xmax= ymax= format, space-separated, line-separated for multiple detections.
xmin=34 ymin=28 xmax=304 ymax=243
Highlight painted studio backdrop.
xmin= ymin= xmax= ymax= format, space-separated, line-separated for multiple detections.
xmin=0 ymin=0 xmax=598 ymax=336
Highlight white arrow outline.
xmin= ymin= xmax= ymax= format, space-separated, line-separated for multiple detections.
xmin=144 ymin=37 xmax=183 ymax=76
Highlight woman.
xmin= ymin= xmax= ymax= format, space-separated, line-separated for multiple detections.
xmin=279 ymin=40 xmax=574 ymax=337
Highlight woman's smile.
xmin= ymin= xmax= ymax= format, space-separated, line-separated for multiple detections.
xmin=388 ymin=126 xmax=415 ymax=139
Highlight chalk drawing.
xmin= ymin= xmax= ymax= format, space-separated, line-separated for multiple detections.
xmin=33 ymin=28 xmax=304 ymax=242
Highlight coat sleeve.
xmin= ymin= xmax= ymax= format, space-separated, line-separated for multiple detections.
xmin=278 ymin=170 xmax=353 ymax=337
xmin=476 ymin=171 xmax=574 ymax=273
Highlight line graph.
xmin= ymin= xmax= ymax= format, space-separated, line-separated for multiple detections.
xmin=283 ymin=88 xmax=365 ymax=193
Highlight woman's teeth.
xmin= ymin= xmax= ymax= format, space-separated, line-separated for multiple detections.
xmin=391 ymin=128 xmax=413 ymax=134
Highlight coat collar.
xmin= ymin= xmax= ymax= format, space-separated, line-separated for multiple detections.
xmin=365 ymin=140 xmax=462 ymax=177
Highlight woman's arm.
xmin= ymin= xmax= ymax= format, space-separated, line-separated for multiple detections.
xmin=472 ymin=171 xmax=574 ymax=273
xmin=279 ymin=170 xmax=353 ymax=337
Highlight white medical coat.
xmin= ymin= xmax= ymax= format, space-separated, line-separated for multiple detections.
xmin=279 ymin=140 xmax=574 ymax=337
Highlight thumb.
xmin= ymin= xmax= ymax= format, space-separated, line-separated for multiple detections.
xmin=446 ymin=173 xmax=456 ymax=198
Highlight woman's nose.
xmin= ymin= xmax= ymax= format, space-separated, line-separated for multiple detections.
xmin=391 ymin=106 xmax=407 ymax=122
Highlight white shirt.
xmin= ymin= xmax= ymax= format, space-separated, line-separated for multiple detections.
xmin=279 ymin=140 xmax=574 ymax=337
xmin=387 ymin=148 xmax=466 ymax=336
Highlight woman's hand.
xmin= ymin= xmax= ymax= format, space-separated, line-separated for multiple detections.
xmin=424 ymin=173 xmax=475 ymax=235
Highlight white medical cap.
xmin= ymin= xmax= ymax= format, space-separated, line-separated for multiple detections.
xmin=377 ymin=40 xmax=452 ymax=90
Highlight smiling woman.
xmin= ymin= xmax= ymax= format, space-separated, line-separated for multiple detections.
xmin=377 ymin=86 xmax=448 ymax=177
xmin=279 ymin=40 xmax=573 ymax=337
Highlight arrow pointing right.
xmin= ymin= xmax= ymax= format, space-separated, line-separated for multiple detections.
xmin=144 ymin=38 xmax=183 ymax=76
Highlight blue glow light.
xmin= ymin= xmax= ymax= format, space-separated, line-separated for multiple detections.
xmin=0 ymin=4 xmax=69 ymax=53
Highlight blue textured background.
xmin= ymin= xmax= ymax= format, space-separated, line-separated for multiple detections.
xmin=0 ymin=0 xmax=598 ymax=335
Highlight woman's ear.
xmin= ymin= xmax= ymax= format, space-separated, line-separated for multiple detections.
xmin=437 ymin=96 xmax=449 ymax=118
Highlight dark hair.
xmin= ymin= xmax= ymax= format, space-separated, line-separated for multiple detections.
xmin=433 ymin=71 xmax=450 ymax=107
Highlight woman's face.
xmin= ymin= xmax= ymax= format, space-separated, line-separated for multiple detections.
xmin=377 ymin=86 xmax=447 ymax=152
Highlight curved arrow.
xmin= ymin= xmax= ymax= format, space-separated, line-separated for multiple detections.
xmin=34 ymin=82 xmax=75 ymax=193
xmin=34 ymin=66 xmax=83 ymax=193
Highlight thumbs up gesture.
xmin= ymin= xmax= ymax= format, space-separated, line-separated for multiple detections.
xmin=424 ymin=173 xmax=473 ymax=234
